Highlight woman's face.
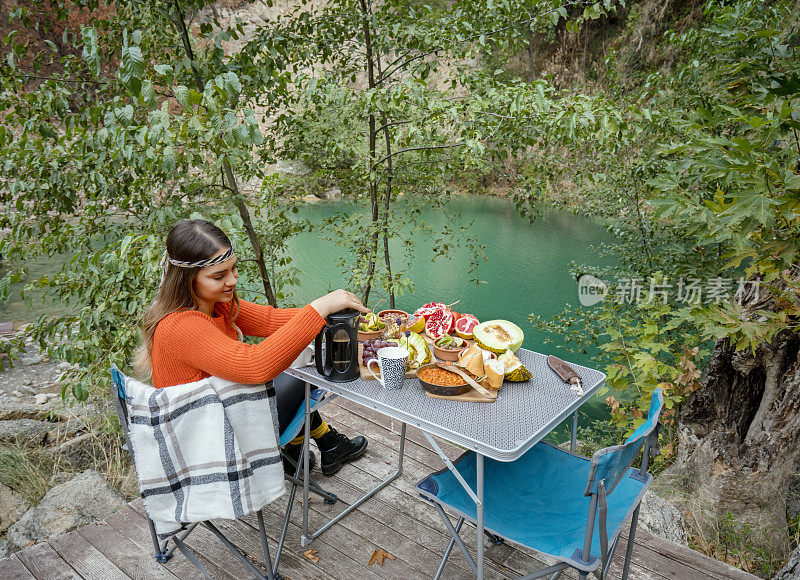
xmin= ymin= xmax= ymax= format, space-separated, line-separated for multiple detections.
xmin=193 ymin=248 xmax=238 ymax=315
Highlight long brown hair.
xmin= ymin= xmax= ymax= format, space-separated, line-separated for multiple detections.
xmin=134 ymin=219 xmax=240 ymax=379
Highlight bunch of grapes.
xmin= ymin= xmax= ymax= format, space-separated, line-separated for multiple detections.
xmin=361 ymin=339 xmax=394 ymax=366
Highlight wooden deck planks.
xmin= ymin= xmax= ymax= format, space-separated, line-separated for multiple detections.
xmin=209 ymin=516 xmax=334 ymax=580
xmin=1 ymin=396 xmax=759 ymax=580
xmin=296 ymin=468 xmax=501 ymax=579
xmin=0 ymin=554 xmax=37 ymax=580
xmin=14 ymin=543 xmax=81 ymax=580
xmin=315 ymin=406 xmax=553 ymax=577
xmin=104 ymin=505 xmax=233 ymax=580
xmin=77 ymin=522 xmax=179 ymax=580
xmin=48 ymin=532 xmax=130 ymax=580
xmin=126 ymin=501 xmax=255 ymax=580
xmin=629 ymin=528 xmax=758 ymax=580
xmin=290 ymin=482 xmax=512 ymax=580
xmin=243 ymin=501 xmax=385 ymax=580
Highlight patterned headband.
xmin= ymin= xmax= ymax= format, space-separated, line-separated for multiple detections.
xmin=161 ymin=246 xmax=235 ymax=270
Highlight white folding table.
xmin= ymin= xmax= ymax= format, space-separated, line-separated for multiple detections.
xmin=285 ymin=348 xmax=606 ymax=579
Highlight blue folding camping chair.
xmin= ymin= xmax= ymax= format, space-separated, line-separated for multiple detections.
xmin=416 ymin=388 xmax=664 ymax=579
xmin=110 ymin=364 xmax=337 ymax=579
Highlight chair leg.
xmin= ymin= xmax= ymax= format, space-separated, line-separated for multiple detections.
xmin=621 ymin=505 xmax=640 ymax=580
xmin=173 ymin=535 xmax=212 ymax=578
xmin=433 ymin=504 xmax=477 ymax=576
xmin=147 ymin=517 xmax=171 ymax=563
xmin=284 ymin=471 xmax=337 ymax=503
xmin=204 ymin=520 xmax=276 ymax=579
xmin=257 ymin=510 xmax=281 ymax=580
xmin=434 ymin=517 xmax=464 ymax=580
xmin=485 ymin=530 xmax=504 ymax=546
xmin=275 ymin=473 xmax=300 ymax=575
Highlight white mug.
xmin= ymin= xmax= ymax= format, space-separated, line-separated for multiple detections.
xmin=367 ymin=347 xmax=409 ymax=389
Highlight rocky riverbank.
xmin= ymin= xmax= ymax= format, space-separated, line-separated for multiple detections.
xmin=0 ymin=338 xmax=137 ymax=559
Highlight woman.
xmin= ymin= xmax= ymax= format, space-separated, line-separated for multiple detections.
xmin=135 ymin=219 xmax=369 ymax=476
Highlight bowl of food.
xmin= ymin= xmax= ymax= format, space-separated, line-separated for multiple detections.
xmin=417 ymin=363 xmax=469 ymax=397
xmin=432 ymin=334 xmax=467 ymax=361
xmin=358 ymin=312 xmax=385 ymax=341
xmin=377 ymin=309 xmax=409 ymax=325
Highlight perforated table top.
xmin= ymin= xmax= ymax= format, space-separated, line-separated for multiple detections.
xmin=285 ymin=349 xmax=605 ymax=462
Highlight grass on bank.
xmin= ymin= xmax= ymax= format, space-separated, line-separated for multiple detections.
xmin=0 ymin=404 xmax=139 ymax=509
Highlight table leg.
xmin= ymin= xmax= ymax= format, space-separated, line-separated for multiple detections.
xmin=301 ymin=381 xmax=311 ymax=547
xmin=476 ymin=452 xmax=484 ymax=580
xmin=571 ymin=410 xmax=578 ymax=453
xmin=303 ymin=417 xmax=406 ymax=544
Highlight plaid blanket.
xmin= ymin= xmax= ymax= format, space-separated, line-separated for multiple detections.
xmin=122 ymin=374 xmax=285 ymax=537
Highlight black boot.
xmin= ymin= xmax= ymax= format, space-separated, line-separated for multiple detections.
xmin=282 ymin=442 xmax=316 ymax=475
xmin=315 ymin=427 xmax=367 ymax=476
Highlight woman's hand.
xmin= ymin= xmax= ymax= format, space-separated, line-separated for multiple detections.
xmin=310 ymin=289 xmax=370 ymax=318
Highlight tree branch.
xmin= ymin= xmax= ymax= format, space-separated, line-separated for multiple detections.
xmin=371 ymin=142 xmax=461 ymax=170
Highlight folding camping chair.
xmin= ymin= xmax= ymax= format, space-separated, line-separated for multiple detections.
xmin=110 ymin=365 xmax=337 ymax=579
xmin=416 ymin=388 xmax=664 ymax=580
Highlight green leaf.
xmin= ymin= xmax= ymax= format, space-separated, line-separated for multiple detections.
xmin=174 ymin=85 xmax=190 ymax=109
xmin=154 ymin=64 xmax=173 ymax=77
xmin=38 ymin=123 xmax=58 ymax=140
xmin=583 ymin=3 xmax=602 ymax=20
xmin=140 ymin=80 xmax=156 ymax=109
xmin=119 ymin=44 xmax=144 ymax=96
xmin=81 ymin=27 xmax=100 ymax=78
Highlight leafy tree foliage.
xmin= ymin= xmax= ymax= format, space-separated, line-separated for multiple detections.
xmin=0 ymin=0 xmax=307 ymax=399
xmin=0 ymin=0 xmax=624 ymax=398
xmin=527 ymin=0 xmax=800 ymax=474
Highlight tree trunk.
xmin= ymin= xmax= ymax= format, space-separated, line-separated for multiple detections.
xmin=668 ymin=278 xmax=800 ymax=551
xmin=527 ymin=27 xmax=536 ymax=81
xmin=172 ymin=0 xmax=277 ymax=306
xmin=359 ymin=0 xmax=379 ymax=306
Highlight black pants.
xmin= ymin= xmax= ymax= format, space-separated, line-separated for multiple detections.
xmin=273 ymin=372 xmax=322 ymax=438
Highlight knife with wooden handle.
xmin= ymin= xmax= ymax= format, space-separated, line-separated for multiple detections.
xmin=547 ymin=355 xmax=584 ymax=396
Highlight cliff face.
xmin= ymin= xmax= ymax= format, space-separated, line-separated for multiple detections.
xmin=1 ymin=0 xmax=706 ymax=91
xmin=497 ymin=0 xmax=707 ymax=90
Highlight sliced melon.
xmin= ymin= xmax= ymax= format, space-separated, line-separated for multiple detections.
xmin=498 ymin=350 xmax=533 ymax=382
xmin=388 ymin=332 xmax=431 ymax=369
xmin=473 ymin=320 xmax=524 ymax=354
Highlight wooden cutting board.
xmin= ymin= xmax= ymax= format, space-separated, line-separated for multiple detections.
xmin=424 ymin=386 xmax=499 ymax=403
xmin=421 ymin=333 xmax=498 ymax=401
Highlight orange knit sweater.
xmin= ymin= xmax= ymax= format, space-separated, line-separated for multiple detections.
xmin=151 ymin=300 xmax=326 ymax=388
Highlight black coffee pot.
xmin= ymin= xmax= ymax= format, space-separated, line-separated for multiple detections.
xmin=314 ymin=308 xmax=361 ymax=382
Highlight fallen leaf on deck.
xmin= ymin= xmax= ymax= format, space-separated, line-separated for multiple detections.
xmin=303 ymin=548 xmax=319 ymax=563
xmin=368 ymin=547 xmax=396 ymax=566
